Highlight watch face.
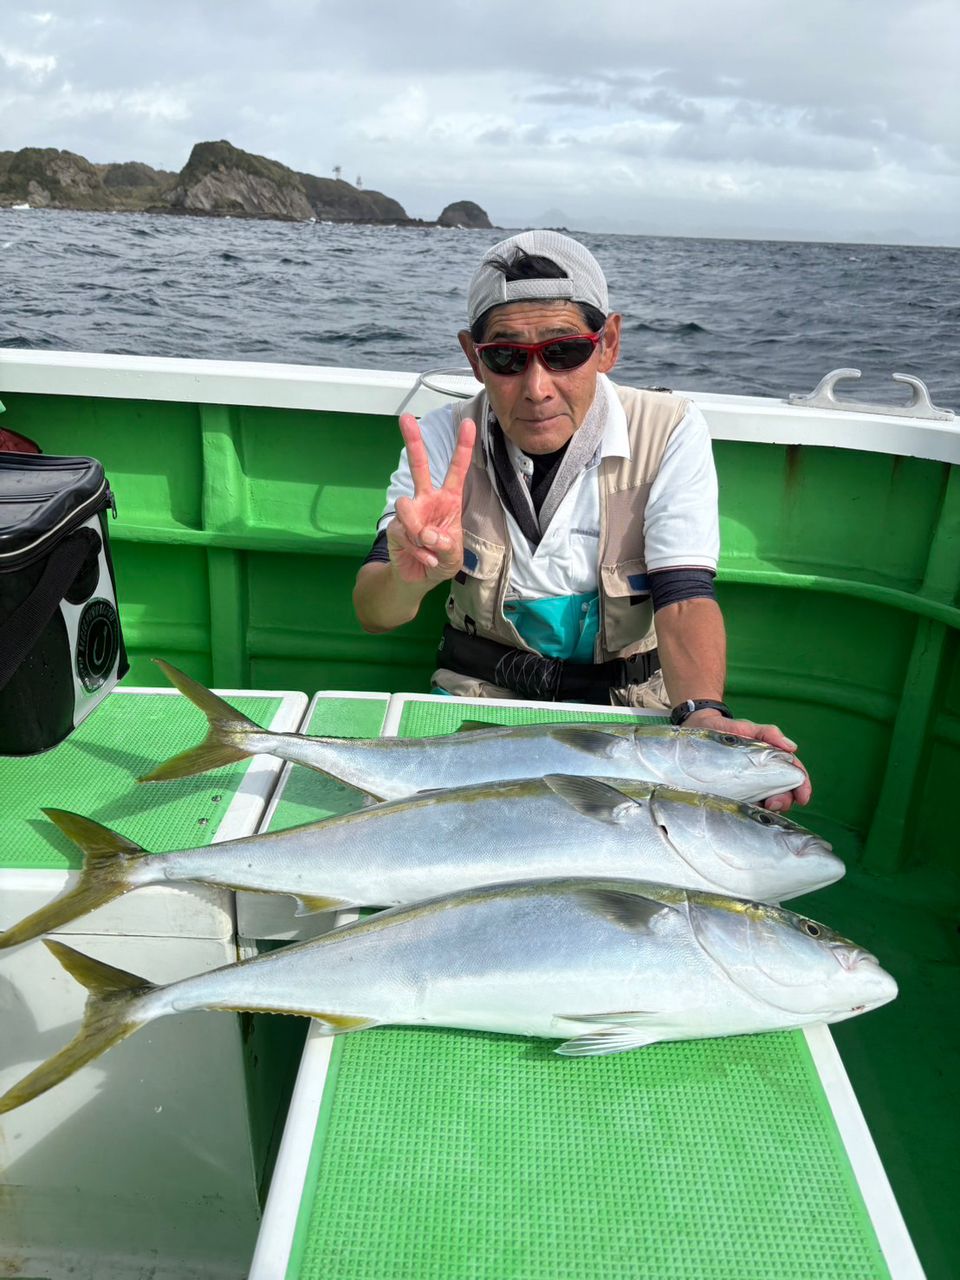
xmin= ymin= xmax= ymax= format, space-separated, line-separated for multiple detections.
xmin=76 ymin=597 xmax=120 ymax=692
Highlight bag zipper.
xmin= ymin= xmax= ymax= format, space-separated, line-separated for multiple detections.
xmin=0 ymin=477 xmax=113 ymax=566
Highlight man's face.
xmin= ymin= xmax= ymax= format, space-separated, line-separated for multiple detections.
xmin=458 ymin=301 xmax=622 ymax=455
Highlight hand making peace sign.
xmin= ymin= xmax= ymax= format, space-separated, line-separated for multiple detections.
xmin=387 ymin=413 xmax=477 ymax=585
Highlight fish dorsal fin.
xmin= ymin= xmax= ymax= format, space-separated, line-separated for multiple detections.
xmin=547 ymin=726 xmax=619 ymax=757
xmin=554 ymin=1012 xmax=663 ymax=1057
xmin=42 ymin=808 xmax=144 ymax=860
xmin=578 ymin=887 xmax=677 ymax=931
xmin=542 ymin=775 xmax=639 ymax=824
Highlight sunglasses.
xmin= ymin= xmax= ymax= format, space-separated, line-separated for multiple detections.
xmin=474 ymin=330 xmax=604 ymax=376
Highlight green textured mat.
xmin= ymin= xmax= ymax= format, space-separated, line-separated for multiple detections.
xmin=0 ymin=691 xmax=282 ymax=869
xmin=397 ymin=698 xmax=670 ymax=734
xmin=284 ymin=699 xmax=890 ymax=1280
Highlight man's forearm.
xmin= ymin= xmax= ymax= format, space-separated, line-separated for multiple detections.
xmin=353 ymin=562 xmax=437 ymax=633
xmin=654 ymin=597 xmax=727 ymax=706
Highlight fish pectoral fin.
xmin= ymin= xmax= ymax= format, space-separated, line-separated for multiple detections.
xmin=454 ymin=719 xmax=503 ymax=733
xmin=552 ymin=1008 xmax=665 ymax=1059
xmin=356 ymin=788 xmax=389 ymax=807
xmin=547 ymin=726 xmax=620 ymax=757
xmin=294 ymin=894 xmax=353 ymax=916
xmin=310 ymin=1013 xmax=379 ymax=1035
xmin=577 ymin=887 xmax=680 ymax=931
xmin=542 ymin=774 xmax=639 ymax=824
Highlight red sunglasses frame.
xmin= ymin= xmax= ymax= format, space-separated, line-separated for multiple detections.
xmin=473 ymin=330 xmax=604 ymax=376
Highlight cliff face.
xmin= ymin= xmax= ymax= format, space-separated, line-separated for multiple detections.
xmin=0 ymin=148 xmax=174 ymax=210
xmin=0 ymin=139 xmax=490 ymax=228
xmin=297 ymin=172 xmax=407 ymax=223
xmin=1 ymin=147 xmax=105 ymax=209
xmin=168 ymin=140 xmax=314 ymax=220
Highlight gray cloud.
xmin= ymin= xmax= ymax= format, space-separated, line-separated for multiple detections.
xmin=1 ymin=0 xmax=957 ymax=243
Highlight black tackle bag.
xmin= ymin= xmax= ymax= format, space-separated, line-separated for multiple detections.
xmin=0 ymin=454 xmax=128 ymax=755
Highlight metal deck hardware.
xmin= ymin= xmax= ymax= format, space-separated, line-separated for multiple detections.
xmin=395 ymin=367 xmax=480 ymax=413
xmin=788 ymin=368 xmax=955 ymax=421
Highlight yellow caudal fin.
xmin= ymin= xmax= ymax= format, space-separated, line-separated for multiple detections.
xmin=139 ymin=659 xmax=262 ymax=782
xmin=0 ymin=941 xmax=154 ymax=1114
xmin=0 ymin=810 xmax=152 ymax=950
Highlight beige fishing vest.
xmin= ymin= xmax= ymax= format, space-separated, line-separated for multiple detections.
xmin=443 ymin=383 xmax=690 ymax=665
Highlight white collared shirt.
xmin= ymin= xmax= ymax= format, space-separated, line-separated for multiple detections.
xmin=378 ymin=375 xmax=719 ymax=602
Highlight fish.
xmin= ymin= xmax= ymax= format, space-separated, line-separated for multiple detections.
xmin=139 ymin=660 xmax=805 ymax=804
xmin=0 ymin=779 xmax=843 ymax=949
xmin=0 ymin=878 xmax=896 ymax=1114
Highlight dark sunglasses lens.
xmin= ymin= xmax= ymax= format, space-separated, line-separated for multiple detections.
xmin=479 ymin=346 xmax=528 ymax=375
xmin=541 ymin=339 xmax=596 ymax=371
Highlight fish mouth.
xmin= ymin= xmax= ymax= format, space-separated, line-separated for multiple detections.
xmin=795 ymin=835 xmax=834 ymax=858
xmin=748 ymin=747 xmax=799 ymax=771
xmin=835 ymin=945 xmax=880 ymax=971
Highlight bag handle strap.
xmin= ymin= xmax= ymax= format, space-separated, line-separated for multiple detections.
xmin=0 ymin=528 xmax=101 ymax=694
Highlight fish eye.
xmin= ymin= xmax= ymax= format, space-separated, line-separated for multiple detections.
xmin=720 ymin=734 xmax=740 ymax=746
xmin=751 ymin=810 xmax=776 ymax=826
xmin=802 ymin=920 xmax=821 ymax=938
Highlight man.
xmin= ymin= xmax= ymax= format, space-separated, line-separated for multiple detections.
xmin=354 ymin=230 xmax=809 ymax=811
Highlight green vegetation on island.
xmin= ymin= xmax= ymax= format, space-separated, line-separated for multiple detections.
xmin=0 ymin=140 xmax=492 ymax=228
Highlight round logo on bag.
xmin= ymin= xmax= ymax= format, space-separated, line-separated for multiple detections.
xmin=76 ymin=598 xmax=120 ymax=692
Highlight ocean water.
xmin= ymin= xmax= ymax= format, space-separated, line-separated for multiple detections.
xmin=1 ymin=207 xmax=957 ymax=406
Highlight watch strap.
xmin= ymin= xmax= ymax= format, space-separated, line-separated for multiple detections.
xmin=670 ymin=698 xmax=733 ymax=726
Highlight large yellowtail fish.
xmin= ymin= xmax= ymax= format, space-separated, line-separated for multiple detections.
xmin=0 ymin=878 xmax=895 ymax=1114
xmin=0 ymin=781 xmax=843 ymax=948
xmin=140 ymin=660 xmax=805 ymax=804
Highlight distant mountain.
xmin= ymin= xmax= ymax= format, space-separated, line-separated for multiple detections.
xmin=0 ymin=140 xmax=491 ymax=228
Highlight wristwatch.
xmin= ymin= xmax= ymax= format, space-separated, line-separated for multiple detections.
xmin=670 ymin=699 xmax=733 ymax=727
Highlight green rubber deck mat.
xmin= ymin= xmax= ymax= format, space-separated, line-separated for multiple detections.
xmin=397 ymin=699 xmax=670 ymax=734
xmin=0 ymin=691 xmax=282 ymax=869
xmin=283 ymin=700 xmax=890 ymax=1280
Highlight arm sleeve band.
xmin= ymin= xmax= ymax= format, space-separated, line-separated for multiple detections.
xmin=362 ymin=529 xmax=391 ymax=567
xmin=649 ymin=567 xmax=717 ymax=612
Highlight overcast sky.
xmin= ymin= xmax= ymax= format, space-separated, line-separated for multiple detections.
xmin=2 ymin=1 xmax=958 ymax=245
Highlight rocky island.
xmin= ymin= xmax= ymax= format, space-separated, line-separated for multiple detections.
xmin=0 ymin=140 xmax=493 ymax=229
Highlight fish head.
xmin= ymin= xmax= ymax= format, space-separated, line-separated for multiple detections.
xmin=647 ymin=727 xmax=805 ymax=804
xmin=649 ymin=789 xmax=845 ymax=901
xmin=688 ymin=896 xmax=898 ymax=1021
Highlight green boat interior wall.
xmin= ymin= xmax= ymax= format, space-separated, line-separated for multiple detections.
xmin=5 ymin=388 xmax=958 ymax=876
xmin=2 ymin=387 xmax=959 ymax=1275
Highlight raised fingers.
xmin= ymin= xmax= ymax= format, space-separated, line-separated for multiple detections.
xmin=441 ymin=417 xmax=476 ymax=497
xmin=399 ymin=414 xmax=435 ymax=499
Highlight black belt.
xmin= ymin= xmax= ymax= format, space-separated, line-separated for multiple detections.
xmin=437 ymin=625 xmax=660 ymax=705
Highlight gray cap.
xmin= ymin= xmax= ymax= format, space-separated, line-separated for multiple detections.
xmin=466 ymin=229 xmax=609 ymax=326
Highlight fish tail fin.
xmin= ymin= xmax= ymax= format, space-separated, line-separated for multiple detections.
xmin=139 ymin=659 xmax=261 ymax=782
xmin=0 ymin=810 xmax=152 ymax=950
xmin=0 ymin=941 xmax=155 ymax=1114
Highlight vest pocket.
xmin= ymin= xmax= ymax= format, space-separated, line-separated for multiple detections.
xmin=599 ymin=557 xmax=656 ymax=655
xmin=448 ymin=530 xmax=507 ymax=635
xmin=460 ymin=530 xmax=504 ymax=579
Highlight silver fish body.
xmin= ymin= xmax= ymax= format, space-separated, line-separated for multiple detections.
xmin=143 ymin=663 xmax=805 ymax=804
xmin=0 ymin=879 xmax=897 ymax=1112
xmin=159 ymin=774 xmax=837 ymax=904
xmin=156 ymin=880 xmax=893 ymax=1046
xmin=1 ymin=778 xmax=842 ymax=950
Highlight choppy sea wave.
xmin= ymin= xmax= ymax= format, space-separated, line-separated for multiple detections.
xmin=1 ymin=207 xmax=957 ymax=406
